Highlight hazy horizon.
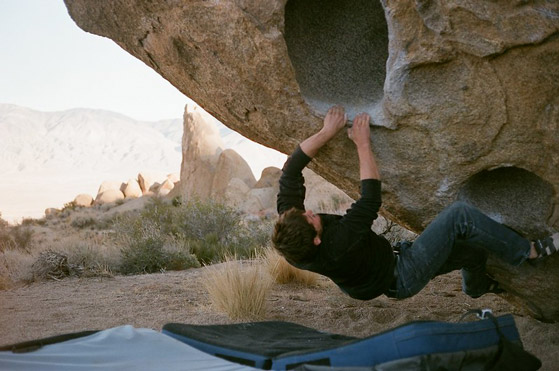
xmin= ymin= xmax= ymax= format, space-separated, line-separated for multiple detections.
xmin=0 ymin=2 xmax=286 ymax=223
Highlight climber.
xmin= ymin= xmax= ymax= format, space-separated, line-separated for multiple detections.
xmin=271 ymin=105 xmax=559 ymax=300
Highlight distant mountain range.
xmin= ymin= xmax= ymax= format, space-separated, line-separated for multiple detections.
xmin=0 ymin=104 xmax=285 ymax=222
xmin=0 ymin=104 xmax=182 ymax=175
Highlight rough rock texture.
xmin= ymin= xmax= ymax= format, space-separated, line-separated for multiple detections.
xmin=65 ymin=0 xmax=559 ymax=321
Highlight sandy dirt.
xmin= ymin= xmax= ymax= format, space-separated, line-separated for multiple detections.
xmin=1 ymin=267 xmax=558 ymax=370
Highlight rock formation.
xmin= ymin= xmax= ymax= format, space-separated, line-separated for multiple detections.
xmin=138 ymin=172 xmax=157 ymax=195
xmin=74 ymin=194 xmax=93 ymax=207
xmin=178 ymin=105 xmax=224 ymax=199
xmin=97 ymin=180 xmax=123 ymax=196
xmin=211 ymin=149 xmax=257 ymax=199
xmin=123 ymin=178 xmax=142 ymax=199
xmin=157 ymin=178 xmax=175 ymax=197
xmin=94 ymin=189 xmax=125 ymax=205
xmin=65 ymin=0 xmax=559 ymax=321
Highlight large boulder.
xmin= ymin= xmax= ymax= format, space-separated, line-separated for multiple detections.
xmin=123 ymin=178 xmax=142 ymax=199
xmin=74 ymin=193 xmax=93 ymax=207
xmin=65 ymin=0 xmax=559 ymax=321
xmin=94 ymin=189 xmax=125 ymax=205
xmin=157 ymin=178 xmax=175 ymax=197
xmin=254 ymin=167 xmax=281 ymax=190
xmin=138 ymin=172 xmax=157 ymax=195
xmin=97 ymin=180 xmax=123 ymax=195
xmin=211 ymin=149 xmax=256 ymax=199
xmin=223 ymin=177 xmax=252 ymax=210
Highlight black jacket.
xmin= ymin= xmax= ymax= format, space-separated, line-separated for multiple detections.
xmin=277 ymin=146 xmax=395 ymax=300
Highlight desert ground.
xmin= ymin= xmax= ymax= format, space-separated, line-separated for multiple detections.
xmin=1 ymin=265 xmax=558 ymax=370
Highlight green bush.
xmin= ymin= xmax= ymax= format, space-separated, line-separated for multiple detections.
xmin=117 ymin=223 xmax=199 ymax=274
xmin=112 ymin=197 xmax=270 ymax=271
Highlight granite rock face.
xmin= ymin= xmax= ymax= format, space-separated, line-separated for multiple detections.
xmin=65 ymin=0 xmax=559 ymax=320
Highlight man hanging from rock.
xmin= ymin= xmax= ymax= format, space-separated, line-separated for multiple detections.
xmin=272 ymin=105 xmax=559 ymax=300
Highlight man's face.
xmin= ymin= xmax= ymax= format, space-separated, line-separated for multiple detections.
xmin=303 ymin=210 xmax=322 ymax=235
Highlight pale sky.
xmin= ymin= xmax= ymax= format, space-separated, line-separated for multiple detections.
xmin=0 ymin=0 xmax=189 ymax=121
xmin=0 ymin=1 xmax=287 ymax=222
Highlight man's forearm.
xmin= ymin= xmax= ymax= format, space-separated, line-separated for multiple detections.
xmin=357 ymin=145 xmax=380 ymax=180
xmin=300 ymin=106 xmax=347 ymax=158
xmin=300 ymin=130 xmax=336 ymax=158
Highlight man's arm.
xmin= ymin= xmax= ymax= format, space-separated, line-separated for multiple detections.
xmin=277 ymin=106 xmax=347 ymax=214
xmin=341 ymin=113 xmax=382 ymax=232
xmin=348 ymin=113 xmax=380 ymax=180
xmin=300 ymin=105 xmax=347 ymax=158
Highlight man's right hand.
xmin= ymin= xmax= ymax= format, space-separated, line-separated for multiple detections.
xmin=348 ymin=112 xmax=380 ymax=180
xmin=348 ymin=112 xmax=371 ymax=149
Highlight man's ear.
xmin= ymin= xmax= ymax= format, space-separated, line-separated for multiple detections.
xmin=313 ymin=236 xmax=321 ymax=246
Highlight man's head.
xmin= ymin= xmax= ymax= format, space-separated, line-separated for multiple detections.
xmin=272 ymin=207 xmax=322 ymax=264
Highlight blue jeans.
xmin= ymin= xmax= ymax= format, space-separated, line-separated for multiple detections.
xmin=387 ymin=201 xmax=532 ymax=299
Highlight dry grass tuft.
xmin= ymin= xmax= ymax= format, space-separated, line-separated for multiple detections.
xmin=203 ymin=257 xmax=272 ymax=320
xmin=264 ymin=247 xmax=318 ymax=286
xmin=0 ymin=248 xmax=35 ymax=286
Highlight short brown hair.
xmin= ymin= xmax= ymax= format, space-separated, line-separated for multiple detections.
xmin=272 ymin=207 xmax=317 ymax=264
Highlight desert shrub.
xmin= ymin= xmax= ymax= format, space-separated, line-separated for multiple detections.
xmin=264 ymin=246 xmax=318 ymax=285
xmin=170 ymin=198 xmax=240 ymax=242
xmin=31 ymin=250 xmax=73 ymax=281
xmin=203 ymin=257 xmax=271 ymax=320
xmin=0 ymin=213 xmax=12 ymax=250
xmin=0 ymin=221 xmax=34 ymax=252
xmin=21 ymin=218 xmax=46 ymax=226
xmin=10 ymin=225 xmax=34 ymax=251
xmin=60 ymin=237 xmax=120 ymax=277
xmin=116 ymin=221 xmax=200 ymax=274
xmin=112 ymin=197 xmax=268 ymax=267
xmin=0 ymin=213 xmax=8 ymax=228
xmin=0 ymin=249 xmax=35 ymax=284
xmin=71 ymin=216 xmax=98 ymax=229
xmin=241 ymin=218 xmax=274 ymax=249
xmin=62 ymin=201 xmax=77 ymax=212
xmin=189 ymin=232 xmax=225 ymax=264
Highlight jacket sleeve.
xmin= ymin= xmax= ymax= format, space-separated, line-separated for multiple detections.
xmin=340 ymin=179 xmax=382 ymax=233
xmin=277 ymin=145 xmax=312 ymax=214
